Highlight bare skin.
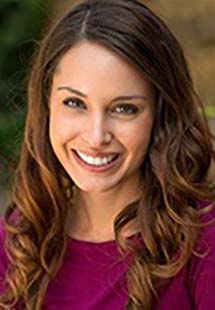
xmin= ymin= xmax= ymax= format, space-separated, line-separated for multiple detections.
xmin=65 ymin=184 xmax=143 ymax=242
xmin=49 ymin=42 xmax=155 ymax=242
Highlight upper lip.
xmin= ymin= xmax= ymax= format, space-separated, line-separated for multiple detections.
xmin=73 ymin=149 xmax=120 ymax=158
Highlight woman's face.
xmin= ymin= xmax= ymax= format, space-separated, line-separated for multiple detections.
xmin=49 ymin=41 xmax=155 ymax=193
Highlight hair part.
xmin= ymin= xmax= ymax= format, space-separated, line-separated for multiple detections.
xmin=0 ymin=0 xmax=214 ymax=309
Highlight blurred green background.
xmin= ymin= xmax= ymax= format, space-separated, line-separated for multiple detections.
xmin=0 ymin=0 xmax=215 ymax=210
xmin=0 ymin=0 xmax=50 ymax=209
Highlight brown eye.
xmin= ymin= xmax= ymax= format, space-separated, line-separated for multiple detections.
xmin=62 ymin=97 xmax=86 ymax=109
xmin=113 ymin=104 xmax=139 ymax=115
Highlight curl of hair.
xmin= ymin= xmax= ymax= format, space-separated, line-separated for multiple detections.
xmin=0 ymin=1 xmax=214 ymax=309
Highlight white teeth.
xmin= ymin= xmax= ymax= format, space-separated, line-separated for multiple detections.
xmin=76 ymin=151 xmax=117 ymax=166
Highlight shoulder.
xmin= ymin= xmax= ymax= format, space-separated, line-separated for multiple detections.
xmin=0 ymin=216 xmax=7 ymax=253
xmin=0 ymin=216 xmax=9 ymax=293
xmin=195 ymin=200 xmax=215 ymax=254
xmin=187 ymin=201 xmax=215 ymax=309
xmin=193 ymin=200 xmax=215 ymax=262
xmin=0 ymin=216 xmax=9 ymax=266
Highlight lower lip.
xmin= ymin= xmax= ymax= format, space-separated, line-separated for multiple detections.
xmin=72 ymin=150 xmax=122 ymax=173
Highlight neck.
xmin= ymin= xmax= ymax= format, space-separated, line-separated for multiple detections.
xmin=67 ymin=177 xmax=143 ymax=242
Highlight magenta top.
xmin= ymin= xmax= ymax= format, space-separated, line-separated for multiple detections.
xmin=0 ymin=202 xmax=215 ymax=309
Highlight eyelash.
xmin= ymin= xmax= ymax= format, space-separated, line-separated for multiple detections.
xmin=62 ymin=97 xmax=139 ymax=115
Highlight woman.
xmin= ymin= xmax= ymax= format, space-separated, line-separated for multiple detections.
xmin=0 ymin=0 xmax=214 ymax=309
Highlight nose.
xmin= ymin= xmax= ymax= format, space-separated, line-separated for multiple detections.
xmin=81 ymin=114 xmax=113 ymax=147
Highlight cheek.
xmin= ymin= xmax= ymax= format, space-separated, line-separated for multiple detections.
xmin=49 ymin=111 xmax=81 ymax=145
xmin=130 ymin=134 xmax=151 ymax=159
xmin=125 ymin=119 xmax=153 ymax=159
xmin=49 ymin=113 xmax=65 ymax=145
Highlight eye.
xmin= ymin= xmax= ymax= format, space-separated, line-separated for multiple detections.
xmin=62 ymin=97 xmax=86 ymax=109
xmin=113 ymin=104 xmax=139 ymax=115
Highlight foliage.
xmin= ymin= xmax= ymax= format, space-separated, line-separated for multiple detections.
xmin=0 ymin=0 xmax=49 ymax=189
xmin=205 ymin=105 xmax=215 ymax=118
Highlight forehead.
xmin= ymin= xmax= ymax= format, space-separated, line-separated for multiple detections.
xmin=53 ymin=41 xmax=153 ymax=96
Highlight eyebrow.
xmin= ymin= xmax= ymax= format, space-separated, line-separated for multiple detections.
xmin=57 ymin=86 xmax=148 ymax=102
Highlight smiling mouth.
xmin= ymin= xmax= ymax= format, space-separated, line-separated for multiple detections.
xmin=72 ymin=150 xmax=122 ymax=174
xmin=73 ymin=150 xmax=119 ymax=167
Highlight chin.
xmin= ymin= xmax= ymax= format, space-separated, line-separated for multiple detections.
xmin=74 ymin=183 xmax=117 ymax=193
xmin=71 ymin=177 xmax=122 ymax=193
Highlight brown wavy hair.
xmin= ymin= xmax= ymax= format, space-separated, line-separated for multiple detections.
xmin=0 ymin=0 xmax=214 ymax=309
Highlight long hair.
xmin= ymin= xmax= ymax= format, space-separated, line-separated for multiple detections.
xmin=0 ymin=0 xmax=214 ymax=309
